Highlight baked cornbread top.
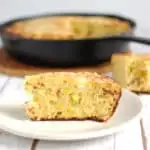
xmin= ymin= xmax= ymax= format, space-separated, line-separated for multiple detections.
xmin=112 ymin=53 xmax=150 ymax=60
xmin=112 ymin=53 xmax=150 ymax=66
xmin=24 ymin=72 xmax=121 ymax=96
xmin=4 ymin=16 xmax=130 ymax=40
xmin=24 ymin=72 xmax=120 ymax=86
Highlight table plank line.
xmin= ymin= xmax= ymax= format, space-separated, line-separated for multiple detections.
xmin=31 ymin=140 xmax=39 ymax=150
xmin=113 ymin=134 xmax=116 ymax=150
xmin=0 ymin=77 xmax=9 ymax=94
xmin=0 ymin=132 xmax=33 ymax=150
xmin=140 ymin=119 xmax=148 ymax=150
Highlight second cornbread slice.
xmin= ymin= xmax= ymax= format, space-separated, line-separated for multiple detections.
xmin=111 ymin=53 xmax=150 ymax=92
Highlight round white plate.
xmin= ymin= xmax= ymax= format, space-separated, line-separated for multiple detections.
xmin=0 ymin=88 xmax=142 ymax=141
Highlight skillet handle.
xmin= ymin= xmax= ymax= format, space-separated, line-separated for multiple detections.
xmin=106 ymin=36 xmax=150 ymax=45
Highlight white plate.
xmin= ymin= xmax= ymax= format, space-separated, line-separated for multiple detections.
xmin=0 ymin=89 xmax=142 ymax=141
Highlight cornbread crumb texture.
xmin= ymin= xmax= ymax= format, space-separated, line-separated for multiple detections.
xmin=111 ymin=53 xmax=150 ymax=92
xmin=24 ymin=72 xmax=121 ymax=122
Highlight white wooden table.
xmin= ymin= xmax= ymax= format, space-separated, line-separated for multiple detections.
xmin=0 ymin=73 xmax=148 ymax=150
xmin=0 ymin=28 xmax=150 ymax=150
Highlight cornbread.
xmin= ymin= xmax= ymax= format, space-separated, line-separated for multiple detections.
xmin=4 ymin=16 xmax=130 ymax=40
xmin=111 ymin=53 xmax=150 ymax=92
xmin=24 ymin=72 xmax=121 ymax=122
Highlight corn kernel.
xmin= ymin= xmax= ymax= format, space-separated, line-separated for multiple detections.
xmin=63 ymin=88 xmax=72 ymax=94
xmin=67 ymin=108 xmax=73 ymax=113
xmin=71 ymin=94 xmax=80 ymax=104
xmin=33 ymin=97 xmax=38 ymax=102
xmin=55 ymin=103 xmax=63 ymax=109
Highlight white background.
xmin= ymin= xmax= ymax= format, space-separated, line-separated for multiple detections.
xmin=0 ymin=0 xmax=148 ymax=28
xmin=0 ymin=0 xmax=150 ymax=52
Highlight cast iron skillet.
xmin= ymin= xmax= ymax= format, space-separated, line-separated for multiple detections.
xmin=0 ymin=13 xmax=150 ymax=67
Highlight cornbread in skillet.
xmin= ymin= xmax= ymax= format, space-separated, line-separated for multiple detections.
xmin=4 ymin=16 xmax=130 ymax=40
xmin=24 ymin=72 xmax=121 ymax=122
xmin=111 ymin=53 xmax=150 ymax=92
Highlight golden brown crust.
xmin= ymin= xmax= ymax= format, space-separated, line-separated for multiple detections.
xmin=29 ymin=117 xmax=109 ymax=122
xmin=129 ymin=89 xmax=150 ymax=93
xmin=24 ymin=72 xmax=120 ymax=88
xmin=112 ymin=53 xmax=150 ymax=60
xmin=3 ymin=16 xmax=130 ymax=40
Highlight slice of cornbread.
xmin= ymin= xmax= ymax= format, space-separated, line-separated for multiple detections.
xmin=24 ymin=72 xmax=121 ymax=122
xmin=111 ymin=53 xmax=150 ymax=92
